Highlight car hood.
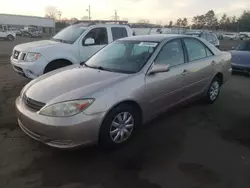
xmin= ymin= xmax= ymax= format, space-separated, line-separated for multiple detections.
xmin=14 ymin=40 xmax=63 ymax=52
xmin=230 ymin=50 xmax=250 ymax=66
xmin=24 ymin=66 xmax=129 ymax=104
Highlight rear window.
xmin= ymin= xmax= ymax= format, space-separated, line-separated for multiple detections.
xmin=111 ymin=27 xmax=128 ymax=41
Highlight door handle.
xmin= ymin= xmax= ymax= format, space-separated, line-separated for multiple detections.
xmin=211 ymin=60 xmax=216 ymax=65
xmin=181 ymin=69 xmax=188 ymax=75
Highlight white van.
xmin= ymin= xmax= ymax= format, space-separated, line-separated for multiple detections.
xmin=10 ymin=22 xmax=133 ymax=79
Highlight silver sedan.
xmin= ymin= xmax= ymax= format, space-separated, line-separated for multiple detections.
xmin=16 ymin=35 xmax=232 ymax=149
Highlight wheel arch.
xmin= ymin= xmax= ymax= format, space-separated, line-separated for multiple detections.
xmin=214 ymin=72 xmax=223 ymax=85
xmin=100 ymin=99 xmax=143 ymax=129
xmin=43 ymin=58 xmax=73 ymax=73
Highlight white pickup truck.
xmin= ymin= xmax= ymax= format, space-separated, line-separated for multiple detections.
xmin=10 ymin=23 xmax=133 ymax=79
xmin=0 ymin=29 xmax=16 ymax=41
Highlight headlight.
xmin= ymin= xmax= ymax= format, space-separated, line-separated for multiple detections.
xmin=25 ymin=52 xmax=41 ymax=62
xmin=39 ymin=99 xmax=94 ymax=117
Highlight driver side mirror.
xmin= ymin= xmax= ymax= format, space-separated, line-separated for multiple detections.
xmin=148 ymin=64 xmax=170 ymax=75
xmin=84 ymin=38 xmax=95 ymax=46
xmin=232 ymin=46 xmax=236 ymax=50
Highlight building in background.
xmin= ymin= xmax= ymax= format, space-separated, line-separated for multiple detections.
xmin=0 ymin=14 xmax=55 ymax=34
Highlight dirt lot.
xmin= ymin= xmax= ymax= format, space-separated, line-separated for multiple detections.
xmin=0 ymin=37 xmax=250 ymax=188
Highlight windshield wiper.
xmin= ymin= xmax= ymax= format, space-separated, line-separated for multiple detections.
xmin=84 ymin=64 xmax=113 ymax=71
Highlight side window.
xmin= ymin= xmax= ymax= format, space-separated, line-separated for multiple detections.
xmin=83 ymin=27 xmax=108 ymax=45
xmin=206 ymin=48 xmax=213 ymax=57
xmin=207 ymin=34 xmax=214 ymax=42
xmin=211 ymin=34 xmax=217 ymax=41
xmin=155 ymin=39 xmax=185 ymax=67
xmin=111 ymin=27 xmax=128 ymax=41
xmin=184 ymin=38 xmax=207 ymax=61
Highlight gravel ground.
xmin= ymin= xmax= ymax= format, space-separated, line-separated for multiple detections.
xmin=0 ymin=37 xmax=250 ymax=188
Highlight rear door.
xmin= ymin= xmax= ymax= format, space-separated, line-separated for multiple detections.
xmin=111 ymin=27 xmax=128 ymax=41
xmin=181 ymin=38 xmax=216 ymax=95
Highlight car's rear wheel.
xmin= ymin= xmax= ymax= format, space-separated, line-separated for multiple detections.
xmin=205 ymin=77 xmax=221 ymax=104
xmin=7 ymin=35 xmax=14 ymax=41
xmin=99 ymin=104 xmax=141 ymax=149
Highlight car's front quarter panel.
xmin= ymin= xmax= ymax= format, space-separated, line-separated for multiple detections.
xmin=84 ymin=73 xmax=146 ymax=117
xmin=39 ymin=43 xmax=80 ymax=65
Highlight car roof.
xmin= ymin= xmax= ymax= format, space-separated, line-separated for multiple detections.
xmin=119 ymin=34 xmax=186 ymax=42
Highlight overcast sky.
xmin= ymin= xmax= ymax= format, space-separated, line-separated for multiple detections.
xmin=0 ymin=0 xmax=249 ymax=23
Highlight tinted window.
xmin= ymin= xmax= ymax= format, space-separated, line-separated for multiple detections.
xmin=211 ymin=34 xmax=217 ymax=41
xmin=111 ymin=27 xmax=128 ymax=41
xmin=236 ymin=42 xmax=250 ymax=51
xmin=155 ymin=39 xmax=184 ymax=66
xmin=184 ymin=38 xmax=207 ymax=61
xmin=84 ymin=27 xmax=108 ymax=45
xmin=206 ymin=34 xmax=214 ymax=42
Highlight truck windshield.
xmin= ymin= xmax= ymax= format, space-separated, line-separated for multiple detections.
xmin=52 ymin=26 xmax=86 ymax=44
xmin=85 ymin=40 xmax=159 ymax=74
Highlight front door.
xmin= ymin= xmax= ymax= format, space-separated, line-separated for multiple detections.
xmin=145 ymin=39 xmax=192 ymax=116
xmin=79 ymin=27 xmax=108 ymax=63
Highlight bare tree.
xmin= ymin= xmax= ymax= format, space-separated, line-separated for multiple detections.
xmin=45 ymin=6 xmax=58 ymax=19
xmin=168 ymin=20 xmax=173 ymax=28
xmin=176 ymin=18 xmax=182 ymax=27
xmin=181 ymin=18 xmax=188 ymax=27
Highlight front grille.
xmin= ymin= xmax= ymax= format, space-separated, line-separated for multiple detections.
xmin=23 ymin=94 xmax=45 ymax=112
xmin=13 ymin=50 xmax=20 ymax=59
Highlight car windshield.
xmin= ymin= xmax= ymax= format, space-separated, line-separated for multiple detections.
xmin=52 ymin=25 xmax=87 ymax=44
xmin=85 ymin=40 xmax=159 ymax=74
xmin=236 ymin=42 xmax=250 ymax=51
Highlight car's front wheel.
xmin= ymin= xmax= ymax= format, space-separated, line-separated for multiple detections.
xmin=205 ymin=77 xmax=221 ymax=104
xmin=99 ymin=104 xmax=141 ymax=149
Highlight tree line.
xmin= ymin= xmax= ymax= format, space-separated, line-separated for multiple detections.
xmin=166 ymin=10 xmax=250 ymax=32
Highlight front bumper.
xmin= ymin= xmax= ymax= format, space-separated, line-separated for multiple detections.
xmin=16 ymin=97 xmax=106 ymax=148
xmin=10 ymin=56 xmax=48 ymax=79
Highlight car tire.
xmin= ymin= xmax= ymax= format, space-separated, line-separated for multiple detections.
xmin=7 ymin=35 xmax=14 ymax=41
xmin=99 ymin=104 xmax=141 ymax=149
xmin=204 ymin=77 xmax=221 ymax=104
xmin=44 ymin=60 xmax=72 ymax=74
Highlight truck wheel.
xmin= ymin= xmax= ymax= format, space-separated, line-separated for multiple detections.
xmin=44 ymin=60 xmax=72 ymax=74
xmin=7 ymin=35 xmax=14 ymax=41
